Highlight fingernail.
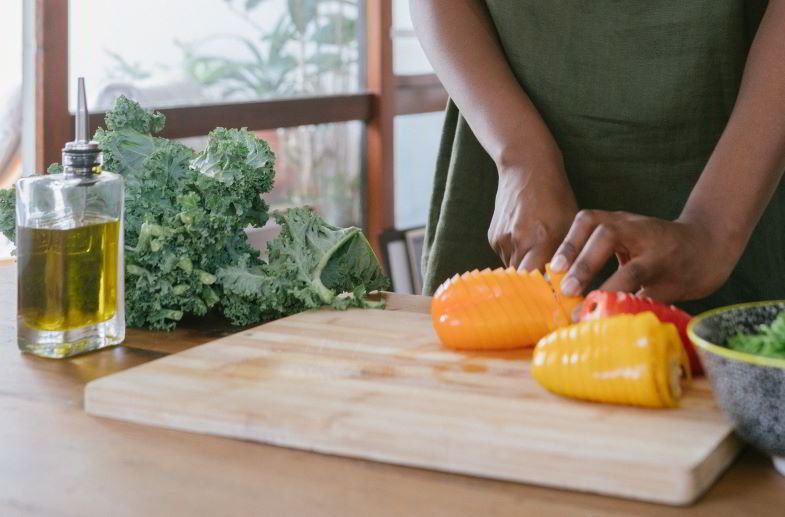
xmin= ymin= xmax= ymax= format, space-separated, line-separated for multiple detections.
xmin=551 ymin=254 xmax=568 ymax=272
xmin=561 ymin=276 xmax=580 ymax=297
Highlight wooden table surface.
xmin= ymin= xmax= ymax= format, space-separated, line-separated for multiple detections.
xmin=2 ymin=260 xmax=785 ymax=517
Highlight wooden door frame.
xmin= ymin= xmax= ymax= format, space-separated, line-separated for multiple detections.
xmin=35 ymin=0 xmax=70 ymax=174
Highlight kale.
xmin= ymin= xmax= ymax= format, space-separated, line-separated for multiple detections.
xmin=103 ymin=96 xmax=166 ymax=134
xmin=218 ymin=207 xmax=389 ymax=324
xmin=92 ymin=97 xmax=277 ymax=329
xmin=0 ymin=187 xmax=15 ymax=243
xmin=0 ymin=96 xmax=388 ymax=330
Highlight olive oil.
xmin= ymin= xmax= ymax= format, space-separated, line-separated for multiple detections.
xmin=17 ymin=219 xmax=120 ymax=331
xmin=16 ymin=77 xmax=125 ymax=358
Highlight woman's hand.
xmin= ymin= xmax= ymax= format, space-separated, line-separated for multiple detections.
xmin=550 ymin=210 xmax=742 ymax=302
xmin=411 ymin=0 xmax=579 ymax=273
xmin=488 ymin=156 xmax=578 ymax=271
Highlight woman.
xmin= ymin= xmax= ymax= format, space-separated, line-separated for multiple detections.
xmin=412 ymin=0 xmax=785 ymax=313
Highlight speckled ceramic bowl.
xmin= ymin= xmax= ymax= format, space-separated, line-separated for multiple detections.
xmin=688 ymin=301 xmax=785 ymax=475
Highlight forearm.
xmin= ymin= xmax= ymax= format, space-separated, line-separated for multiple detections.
xmin=681 ymin=0 xmax=785 ymax=259
xmin=410 ymin=0 xmax=560 ymax=170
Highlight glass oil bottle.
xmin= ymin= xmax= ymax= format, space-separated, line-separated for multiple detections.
xmin=16 ymin=78 xmax=125 ymax=358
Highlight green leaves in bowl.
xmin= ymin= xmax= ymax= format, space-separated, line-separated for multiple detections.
xmin=727 ymin=312 xmax=785 ymax=360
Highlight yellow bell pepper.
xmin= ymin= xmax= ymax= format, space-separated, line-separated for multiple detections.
xmin=532 ymin=312 xmax=690 ymax=408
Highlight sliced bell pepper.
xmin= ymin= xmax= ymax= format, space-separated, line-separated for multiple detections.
xmin=532 ymin=312 xmax=690 ymax=408
xmin=545 ymin=263 xmax=584 ymax=317
xmin=431 ymin=265 xmax=581 ymax=350
xmin=577 ymin=290 xmax=703 ymax=375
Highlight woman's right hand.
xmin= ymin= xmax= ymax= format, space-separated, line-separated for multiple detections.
xmin=488 ymin=154 xmax=578 ymax=272
xmin=411 ymin=0 xmax=578 ymax=272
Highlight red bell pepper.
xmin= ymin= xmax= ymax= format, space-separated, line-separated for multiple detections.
xmin=577 ymin=290 xmax=703 ymax=375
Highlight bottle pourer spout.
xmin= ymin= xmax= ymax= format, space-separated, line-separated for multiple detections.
xmin=75 ymin=77 xmax=89 ymax=144
xmin=65 ymin=77 xmax=96 ymax=152
xmin=62 ymin=77 xmax=100 ymax=175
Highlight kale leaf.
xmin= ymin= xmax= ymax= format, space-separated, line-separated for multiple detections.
xmin=92 ymin=97 xmax=276 ymax=329
xmin=0 ymin=96 xmax=388 ymax=330
xmin=0 ymin=187 xmax=15 ymax=243
xmin=218 ymin=207 xmax=389 ymax=325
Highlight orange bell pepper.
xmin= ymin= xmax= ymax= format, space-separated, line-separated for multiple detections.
xmin=532 ymin=312 xmax=690 ymax=408
xmin=431 ymin=265 xmax=581 ymax=350
xmin=545 ymin=263 xmax=583 ymax=317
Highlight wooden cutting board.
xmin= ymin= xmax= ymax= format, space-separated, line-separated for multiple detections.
xmin=85 ymin=296 xmax=741 ymax=506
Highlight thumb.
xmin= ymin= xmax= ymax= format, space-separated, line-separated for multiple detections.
xmin=599 ymin=260 xmax=651 ymax=294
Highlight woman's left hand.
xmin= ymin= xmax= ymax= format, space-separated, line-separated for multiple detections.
xmin=549 ymin=210 xmax=741 ymax=303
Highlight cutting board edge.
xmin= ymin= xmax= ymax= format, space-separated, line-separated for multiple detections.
xmin=687 ymin=431 xmax=744 ymax=503
xmin=83 ymin=380 xmax=741 ymax=507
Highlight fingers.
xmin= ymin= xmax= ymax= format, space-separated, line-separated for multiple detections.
xmin=547 ymin=211 xmax=695 ymax=301
xmin=491 ymin=229 xmax=554 ymax=272
xmin=494 ymin=238 xmax=540 ymax=271
xmin=498 ymin=247 xmax=510 ymax=268
xmin=520 ymin=243 xmax=555 ymax=273
xmin=616 ymin=251 xmax=631 ymax=266
xmin=490 ymin=229 xmax=511 ymax=267
xmin=508 ymin=247 xmax=524 ymax=270
xmin=551 ymin=210 xmax=606 ymax=272
xmin=560 ymin=222 xmax=620 ymax=296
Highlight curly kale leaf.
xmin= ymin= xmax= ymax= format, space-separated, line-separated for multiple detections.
xmin=121 ymin=138 xmax=195 ymax=246
xmin=103 ymin=95 xmax=166 ymax=134
xmin=97 ymin=97 xmax=275 ymax=330
xmin=0 ymin=188 xmax=15 ymax=242
xmin=190 ymin=127 xmax=275 ymax=229
xmin=216 ymin=255 xmax=272 ymax=326
xmin=125 ymin=220 xmax=222 ymax=329
xmin=218 ymin=207 xmax=389 ymax=325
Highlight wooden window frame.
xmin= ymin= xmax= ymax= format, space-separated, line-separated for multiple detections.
xmin=35 ymin=0 xmax=447 ymax=251
xmin=73 ymin=94 xmax=375 ymax=140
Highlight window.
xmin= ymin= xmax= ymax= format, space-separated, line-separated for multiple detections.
xmin=391 ymin=0 xmax=443 ymax=230
xmin=0 ymin=0 xmax=22 ymax=187
xmin=69 ymin=0 xmax=361 ymax=110
xmin=0 ymin=0 xmax=23 ymax=258
xmin=28 ymin=0 xmax=448 ymax=267
xmin=392 ymin=0 xmax=432 ymax=75
xmin=394 ymin=111 xmax=443 ymax=229
xmin=260 ymin=123 xmax=363 ymax=227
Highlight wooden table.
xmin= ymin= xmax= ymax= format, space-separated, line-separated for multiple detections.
xmin=2 ymin=261 xmax=784 ymax=517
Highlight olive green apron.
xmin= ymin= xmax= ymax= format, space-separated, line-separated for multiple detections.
xmin=423 ymin=0 xmax=782 ymax=313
